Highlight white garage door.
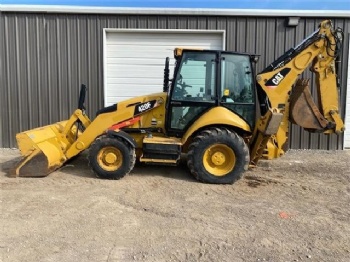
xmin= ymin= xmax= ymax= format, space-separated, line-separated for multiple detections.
xmin=104 ymin=29 xmax=224 ymax=106
xmin=345 ymin=38 xmax=350 ymax=148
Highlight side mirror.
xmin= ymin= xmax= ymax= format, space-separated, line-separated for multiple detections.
xmin=163 ymin=57 xmax=170 ymax=92
xmin=251 ymin=55 xmax=260 ymax=63
xmin=78 ymin=84 xmax=87 ymax=110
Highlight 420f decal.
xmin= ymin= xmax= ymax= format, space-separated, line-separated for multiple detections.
xmin=265 ymin=68 xmax=291 ymax=89
xmin=134 ymin=100 xmax=159 ymax=116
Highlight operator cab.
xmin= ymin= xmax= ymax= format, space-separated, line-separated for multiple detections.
xmin=165 ymin=49 xmax=256 ymax=137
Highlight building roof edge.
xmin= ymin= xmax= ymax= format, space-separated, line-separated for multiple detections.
xmin=1 ymin=5 xmax=350 ymax=18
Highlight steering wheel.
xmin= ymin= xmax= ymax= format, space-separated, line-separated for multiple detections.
xmin=178 ymin=82 xmax=192 ymax=89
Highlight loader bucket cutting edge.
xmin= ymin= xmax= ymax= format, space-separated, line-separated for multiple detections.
xmin=12 ymin=120 xmax=77 ymax=177
xmin=12 ymin=149 xmax=60 ymax=177
xmin=289 ymin=79 xmax=329 ymax=132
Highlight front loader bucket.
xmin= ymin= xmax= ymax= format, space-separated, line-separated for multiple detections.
xmin=11 ymin=148 xmax=53 ymax=177
xmin=289 ymin=79 xmax=329 ymax=132
xmin=11 ymin=121 xmax=77 ymax=177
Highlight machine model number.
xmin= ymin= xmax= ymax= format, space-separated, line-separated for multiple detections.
xmin=134 ymin=100 xmax=158 ymax=116
xmin=138 ymin=102 xmax=151 ymax=112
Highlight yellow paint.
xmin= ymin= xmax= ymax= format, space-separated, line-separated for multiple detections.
xmin=182 ymin=107 xmax=251 ymax=144
xmin=250 ymin=20 xmax=344 ymax=165
xmin=174 ymin=47 xmax=204 ymax=58
xmin=14 ymin=21 xmax=345 ymax=177
xmin=203 ymin=144 xmax=236 ymax=176
xmin=97 ymin=146 xmax=123 ymax=171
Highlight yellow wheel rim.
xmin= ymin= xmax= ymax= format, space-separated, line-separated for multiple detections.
xmin=97 ymin=146 xmax=123 ymax=171
xmin=202 ymin=144 xmax=235 ymax=176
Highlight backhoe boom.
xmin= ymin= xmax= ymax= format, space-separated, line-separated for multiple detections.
xmin=250 ymin=20 xmax=344 ymax=165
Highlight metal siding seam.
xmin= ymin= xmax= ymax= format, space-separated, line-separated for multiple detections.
xmin=2 ymin=15 xmax=9 ymax=147
xmin=67 ymin=16 xmax=72 ymax=114
xmin=0 ymin=14 xmax=7 ymax=147
xmin=44 ymin=15 xmax=49 ymax=125
xmin=341 ymin=22 xmax=349 ymax=149
xmin=246 ymin=18 xmax=255 ymax=53
xmin=103 ymin=28 xmax=107 ymax=109
xmin=77 ymin=15 xmax=81 ymax=104
xmin=0 ymin=14 xmax=2 ymax=146
xmin=346 ymin=32 xmax=350 ymax=148
xmin=286 ymin=22 xmax=299 ymax=149
xmin=225 ymin=17 xmax=232 ymax=50
xmin=15 ymin=16 xmax=22 ymax=135
xmin=298 ymin=20 xmax=310 ymax=149
xmin=87 ymin=17 xmax=91 ymax=111
xmin=25 ymin=16 xmax=32 ymax=130
xmin=197 ymin=16 xmax=207 ymax=30
xmin=20 ymin=16 xmax=28 ymax=132
xmin=36 ymin=15 xmax=42 ymax=127
xmin=97 ymin=17 xmax=103 ymax=110
xmin=45 ymin=15 xmax=51 ymax=125
xmin=91 ymin=17 xmax=99 ymax=114
xmin=56 ymin=16 xmax=62 ymax=120
xmin=236 ymin=18 xmax=245 ymax=52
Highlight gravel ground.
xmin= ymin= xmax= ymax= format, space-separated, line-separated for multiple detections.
xmin=1 ymin=148 xmax=350 ymax=262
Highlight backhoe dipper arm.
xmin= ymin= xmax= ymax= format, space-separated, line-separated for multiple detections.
xmin=249 ymin=20 xmax=344 ymax=166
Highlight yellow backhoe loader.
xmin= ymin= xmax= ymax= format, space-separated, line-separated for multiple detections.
xmin=12 ymin=20 xmax=345 ymax=184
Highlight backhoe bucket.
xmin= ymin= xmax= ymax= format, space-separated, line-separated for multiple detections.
xmin=12 ymin=120 xmax=77 ymax=177
xmin=289 ymin=79 xmax=329 ymax=132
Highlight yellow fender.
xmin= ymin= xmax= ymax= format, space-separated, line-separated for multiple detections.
xmin=181 ymin=107 xmax=251 ymax=145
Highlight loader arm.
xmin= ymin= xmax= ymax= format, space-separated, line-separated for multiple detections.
xmin=249 ymin=20 xmax=344 ymax=166
xmin=13 ymin=91 xmax=166 ymax=177
xmin=64 ymin=96 xmax=164 ymax=159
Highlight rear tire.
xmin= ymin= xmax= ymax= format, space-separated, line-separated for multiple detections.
xmin=88 ymin=136 xmax=136 ymax=180
xmin=187 ymin=127 xmax=249 ymax=184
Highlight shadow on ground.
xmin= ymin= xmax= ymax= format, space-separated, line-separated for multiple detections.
xmin=0 ymin=157 xmax=22 ymax=177
xmin=55 ymin=153 xmax=196 ymax=182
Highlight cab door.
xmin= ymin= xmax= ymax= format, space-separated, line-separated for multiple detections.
xmin=219 ymin=53 xmax=256 ymax=128
xmin=166 ymin=51 xmax=218 ymax=137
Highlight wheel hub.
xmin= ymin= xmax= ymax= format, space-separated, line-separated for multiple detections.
xmin=211 ymin=152 xmax=226 ymax=166
xmin=97 ymin=146 xmax=123 ymax=171
xmin=104 ymin=152 xmax=118 ymax=164
xmin=203 ymin=144 xmax=236 ymax=176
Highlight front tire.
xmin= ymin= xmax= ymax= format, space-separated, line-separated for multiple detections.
xmin=88 ymin=136 xmax=136 ymax=180
xmin=187 ymin=128 xmax=249 ymax=184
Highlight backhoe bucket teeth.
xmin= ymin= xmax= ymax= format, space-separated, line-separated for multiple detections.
xmin=289 ymin=79 xmax=329 ymax=132
xmin=12 ymin=121 xmax=76 ymax=177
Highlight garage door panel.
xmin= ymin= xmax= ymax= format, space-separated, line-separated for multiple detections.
xmin=107 ymin=67 xmax=165 ymax=78
xmin=108 ymin=85 xmax=163 ymax=104
xmin=108 ymin=77 xmax=163 ymax=85
xmin=107 ymin=32 xmax=221 ymax=42
xmin=110 ymin=39 xmax=222 ymax=46
xmin=105 ymin=30 xmax=223 ymax=105
xmin=107 ymin=84 xmax=163 ymax=94
xmin=107 ymin=57 xmax=164 ymax=65
xmin=107 ymin=46 xmax=175 ymax=59
xmin=106 ymin=41 xmax=218 ymax=48
xmin=107 ymin=64 xmax=165 ymax=71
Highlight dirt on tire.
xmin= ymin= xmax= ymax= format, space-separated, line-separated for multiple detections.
xmin=1 ymin=148 xmax=349 ymax=262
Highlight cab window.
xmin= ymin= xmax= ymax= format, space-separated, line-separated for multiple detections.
xmin=172 ymin=52 xmax=216 ymax=102
xmin=221 ymin=54 xmax=255 ymax=127
xmin=169 ymin=52 xmax=216 ymax=130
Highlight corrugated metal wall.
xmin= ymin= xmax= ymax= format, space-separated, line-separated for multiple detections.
xmin=1 ymin=12 xmax=349 ymax=149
